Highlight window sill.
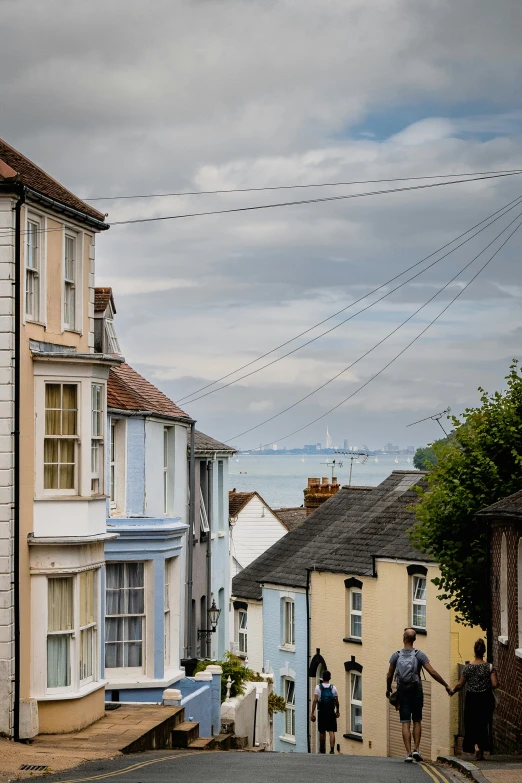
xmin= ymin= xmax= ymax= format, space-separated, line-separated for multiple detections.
xmin=413 ymin=627 xmax=427 ymax=636
xmin=515 ymin=648 xmax=522 ymax=659
xmin=104 ymin=669 xmax=185 ymax=689
xmin=35 ymin=494 xmax=107 ymax=502
xmin=38 ymin=680 xmax=106 ymax=702
xmin=343 ymin=637 xmax=362 ymax=645
xmin=498 ymin=635 xmax=509 ymax=646
xmin=279 ymin=735 xmax=296 ymax=745
xmin=279 ymin=645 xmax=296 ymax=653
xmin=343 ymin=733 xmax=363 ymax=743
xmin=63 ymin=328 xmax=83 ymax=336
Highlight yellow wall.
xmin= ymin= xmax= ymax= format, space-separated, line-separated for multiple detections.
xmin=310 ymin=561 xmax=477 ymax=760
xmin=38 ymin=687 xmax=105 ymax=734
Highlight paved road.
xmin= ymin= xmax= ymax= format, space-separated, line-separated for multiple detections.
xmin=43 ymin=750 xmax=458 ymax=783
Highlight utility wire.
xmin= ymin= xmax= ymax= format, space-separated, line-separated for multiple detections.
xmin=225 ymin=206 xmax=522 ymax=442
xmin=109 ymin=171 xmax=522 ymax=226
xmin=178 ymin=194 xmax=522 ymax=405
xmin=85 ymin=168 xmax=522 ymax=201
xmin=235 ymin=214 xmax=522 ymax=450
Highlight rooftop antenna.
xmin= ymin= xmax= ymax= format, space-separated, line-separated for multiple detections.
xmin=320 ymin=457 xmax=343 ymax=482
xmin=406 ymin=407 xmax=451 ymax=437
xmin=335 ymin=446 xmax=369 ymax=486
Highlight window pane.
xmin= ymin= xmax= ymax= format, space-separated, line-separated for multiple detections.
xmin=105 ymin=642 xmax=122 ymax=668
xmin=48 ymin=577 xmax=73 ymax=632
xmin=351 ymin=673 xmax=362 ymax=701
xmin=126 ymin=616 xmax=142 ymax=641
xmin=239 ymin=612 xmax=247 ymax=630
xmin=80 ymin=571 xmax=95 ymax=626
xmin=414 ymin=577 xmax=427 ymax=601
xmin=125 ymin=642 xmax=142 ymax=667
xmin=352 ymin=591 xmax=362 ymax=611
xmin=351 ymin=704 xmax=362 ymax=734
xmin=80 ymin=627 xmax=94 ymax=680
xmin=105 ymin=617 xmax=123 ymax=643
xmin=285 ymin=679 xmax=295 ymax=705
xmin=106 ymin=563 xmax=123 ymax=589
xmin=127 ymin=588 xmax=144 ymax=614
xmin=45 ymin=385 xmax=61 ymax=435
xmin=351 ymin=614 xmax=362 ymax=638
xmin=47 ymin=634 xmax=70 ymax=687
xmin=413 ymin=604 xmax=426 ymax=627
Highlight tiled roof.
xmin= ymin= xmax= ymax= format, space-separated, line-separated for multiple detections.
xmin=193 ymin=430 xmax=236 ymax=455
xmin=274 ymin=507 xmax=307 ymax=531
xmin=229 ymin=491 xmax=256 ymax=518
xmin=107 ymin=363 xmax=191 ymax=420
xmin=0 ymin=138 xmax=105 ymax=223
xmin=232 ymin=471 xmax=431 ymax=600
xmin=94 ymin=287 xmax=115 ymax=314
xmin=477 ymin=489 xmax=522 ymax=519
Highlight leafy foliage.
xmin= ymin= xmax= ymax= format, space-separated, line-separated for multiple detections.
xmin=410 ymin=362 xmax=522 ymax=629
xmin=194 ymin=651 xmax=264 ymax=702
xmin=413 ymin=446 xmax=438 ymax=471
xmin=268 ymin=691 xmax=287 ymax=715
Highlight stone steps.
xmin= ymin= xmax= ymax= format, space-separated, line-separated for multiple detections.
xmin=171 ymin=721 xmax=200 ymax=748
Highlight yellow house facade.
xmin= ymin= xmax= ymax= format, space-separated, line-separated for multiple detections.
xmin=310 ymin=547 xmax=477 ymax=760
xmin=0 ymin=138 xmax=120 ymax=736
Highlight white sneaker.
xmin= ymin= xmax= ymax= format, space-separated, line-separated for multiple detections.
xmin=405 ymin=755 xmax=413 ymax=763
xmin=412 ymin=750 xmax=423 ymax=762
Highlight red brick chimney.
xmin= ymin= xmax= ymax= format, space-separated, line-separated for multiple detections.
xmin=303 ymin=476 xmax=340 ymax=516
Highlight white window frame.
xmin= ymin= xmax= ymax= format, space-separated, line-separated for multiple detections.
xmin=63 ymin=230 xmax=82 ymax=332
xmin=25 ymin=215 xmax=44 ymax=323
xmin=284 ymin=677 xmax=295 ymax=738
xmin=238 ymin=609 xmax=247 ymax=655
xmin=350 ymin=589 xmax=362 ymax=639
xmin=43 ymin=382 xmax=79 ymax=496
xmin=412 ymin=575 xmax=427 ymax=629
xmin=46 ymin=570 xmax=99 ymax=696
xmin=110 ymin=421 xmax=116 ymax=507
xmin=91 ymin=384 xmax=104 ymax=495
xmin=283 ymin=599 xmax=295 ymax=648
xmin=105 ymin=562 xmax=146 ymax=674
xmin=349 ymin=672 xmax=362 ymax=736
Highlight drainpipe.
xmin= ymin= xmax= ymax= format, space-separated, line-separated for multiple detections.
xmin=306 ymin=568 xmax=311 ymax=754
xmin=13 ymin=187 xmax=25 ymax=741
xmin=206 ymin=459 xmax=213 ymax=659
xmin=187 ymin=423 xmax=196 ymax=657
xmin=486 ymin=518 xmax=492 ymax=662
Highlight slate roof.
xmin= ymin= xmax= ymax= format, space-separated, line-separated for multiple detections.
xmin=476 ymin=489 xmax=522 ymax=519
xmin=232 ymin=471 xmax=431 ymax=600
xmin=94 ymin=287 xmax=115 ymax=314
xmin=193 ymin=430 xmax=236 ymax=455
xmin=274 ymin=507 xmax=307 ymax=531
xmin=107 ymin=363 xmax=191 ymax=420
xmin=229 ymin=491 xmax=256 ymax=518
xmin=0 ymin=137 xmax=105 ymax=223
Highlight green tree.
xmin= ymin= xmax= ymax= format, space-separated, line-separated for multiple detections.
xmin=194 ymin=651 xmax=263 ymax=702
xmin=413 ymin=446 xmax=437 ymax=471
xmin=410 ymin=362 xmax=522 ymax=629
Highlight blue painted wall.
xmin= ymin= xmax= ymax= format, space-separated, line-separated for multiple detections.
xmin=263 ymin=586 xmax=308 ymax=753
xmin=126 ymin=417 xmax=146 ymax=516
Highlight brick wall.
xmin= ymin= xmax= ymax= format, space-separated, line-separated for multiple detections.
xmin=304 ymin=478 xmax=340 ymax=516
xmin=490 ymin=520 xmax=522 ymax=754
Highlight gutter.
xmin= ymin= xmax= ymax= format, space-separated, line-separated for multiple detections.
xmin=13 ymin=185 xmax=25 ymax=741
xmin=108 ymin=407 xmax=195 ymax=426
xmin=306 ymin=568 xmax=311 ymax=754
xmin=187 ymin=423 xmax=196 ymax=657
xmin=206 ymin=458 xmax=213 ymax=658
xmin=0 ymin=181 xmax=107 ymax=232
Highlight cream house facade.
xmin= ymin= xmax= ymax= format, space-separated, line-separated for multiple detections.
xmin=0 ymin=138 xmax=120 ymax=737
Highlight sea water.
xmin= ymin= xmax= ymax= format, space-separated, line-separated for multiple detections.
xmin=229 ymin=453 xmax=416 ymax=509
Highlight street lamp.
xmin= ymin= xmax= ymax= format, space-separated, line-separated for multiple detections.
xmin=197 ymin=599 xmax=221 ymax=640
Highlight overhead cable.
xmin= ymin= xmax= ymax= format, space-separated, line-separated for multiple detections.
xmin=178 ymin=194 xmax=522 ymax=405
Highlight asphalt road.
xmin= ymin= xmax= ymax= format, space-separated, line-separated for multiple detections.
xmin=43 ymin=750 xmax=457 ymax=783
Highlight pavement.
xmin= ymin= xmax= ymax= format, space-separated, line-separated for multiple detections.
xmin=24 ymin=750 xmax=459 ymax=783
xmin=439 ymin=755 xmax=522 ymax=783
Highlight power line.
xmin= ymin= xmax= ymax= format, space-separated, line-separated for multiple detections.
xmin=177 ymin=193 xmax=522 ymax=405
xmin=84 ymin=168 xmax=522 ymax=201
xmin=233 ymin=214 xmax=522 ymax=450
xmin=109 ymin=171 xmax=522 ymax=226
xmin=225 ymin=206 xmax=522 ymax=442
xmin=177 ymin=193 xmax=522 ymax=403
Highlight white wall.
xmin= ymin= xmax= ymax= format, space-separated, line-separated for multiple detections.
xmin=33 ymin=498 xmax=107 ymax=538
xmin=231 ymin=495 xmax=286 ymax=570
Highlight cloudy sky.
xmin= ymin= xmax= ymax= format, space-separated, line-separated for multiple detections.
xmin=2 ymin=0 xmax=522 ymax=450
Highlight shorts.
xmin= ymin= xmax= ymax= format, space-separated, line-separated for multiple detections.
xmin=398 ymin=687 xmax=424 ymax=724
xmin=318 ymin=707 xmax=337 ymax=733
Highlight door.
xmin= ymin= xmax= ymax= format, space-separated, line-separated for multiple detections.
xmin=388 ymin=681 xmax=431 ymax=758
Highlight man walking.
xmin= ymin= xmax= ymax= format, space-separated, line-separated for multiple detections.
xmin=386 ymin=628 xmax=451 ymax=763
xmin=310 ymin=670 xmax=340 ymax=754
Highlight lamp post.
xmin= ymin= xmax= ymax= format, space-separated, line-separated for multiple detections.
xmin=197 ymin=599 xmax=221 ymax=641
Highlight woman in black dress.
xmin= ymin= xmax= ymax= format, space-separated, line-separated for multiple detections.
xmin=450 ymin=639 xmax=499 ymax=760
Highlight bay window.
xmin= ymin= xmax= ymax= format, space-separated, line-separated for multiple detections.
xmin=46 ymin=571 xmax=98 ymax=691
xmin=105 ymin=562 xmax=145 ymax=669
xmin=91 ymin=384 xmax=104 ymax=494
xmin=412 ymin=576 xmax=427 ymax=629
xmin=44 ymin=383 xmax=78 ymax=492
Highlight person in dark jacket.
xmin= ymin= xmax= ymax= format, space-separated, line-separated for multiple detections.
xmin=450 ymin=638 xmax=498 ymax=760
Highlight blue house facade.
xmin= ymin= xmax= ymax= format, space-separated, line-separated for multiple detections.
xmin=263 ymin=585 xmax=308 ymax=753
